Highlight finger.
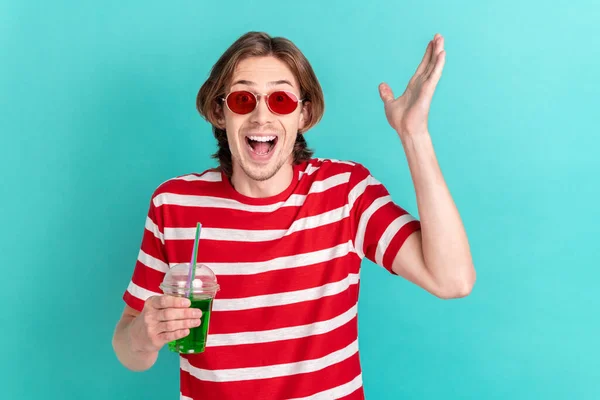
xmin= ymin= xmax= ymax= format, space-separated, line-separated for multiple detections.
xmin=425 ymin=35 xmax=444 ymax=79
xmin=422 ymin=50 xmax=446 ymax=101
xmin=157 ymin=307 xmax=202 ymax=322
xmin=427 ymin=50 xmax=446 ymax=87
xmin=378 ymin=82 xmax=395 ymax=104
xmin=158 ymin=318 xmax=201 ymax=334
xmin=158 ymin=329 xmax=190 ymax=343
xmin=152 ymin=295 xmax=191 ymax=310
xmin=413 ymin=40 xmax=433 ymax=77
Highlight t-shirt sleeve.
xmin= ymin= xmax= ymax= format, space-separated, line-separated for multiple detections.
xmin=348 ymin=163 xmax=421 ymax=274
xmin=122 ymin=193 xmax=169 ymax=312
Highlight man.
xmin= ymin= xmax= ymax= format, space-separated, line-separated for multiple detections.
xmin=112 ymin=31 xmax=475 ymax=399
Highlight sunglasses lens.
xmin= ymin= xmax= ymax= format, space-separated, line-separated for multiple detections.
xmin=268 ymin=91 xmax=299 ymax=115
xmin=227 ymin=91 xmax=256 ymax=114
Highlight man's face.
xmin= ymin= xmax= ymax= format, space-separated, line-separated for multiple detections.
xmin=217 ymin=56 xmax=308 ymax=182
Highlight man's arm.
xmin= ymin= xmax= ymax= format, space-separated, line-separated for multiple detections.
xmin=113 ymin=306 xmax=159 ymax=371
xmin=391 ymin=133 xmax=475 ymax=299
xmin=378 ymin=33 xmax=475 ymax=298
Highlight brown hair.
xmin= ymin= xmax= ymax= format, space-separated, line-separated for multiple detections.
xmin=196 ymin=31 xmax=325 ymax=177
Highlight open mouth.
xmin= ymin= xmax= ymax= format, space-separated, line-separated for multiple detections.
xmin=245 ymin=135 xmax=278 ymax=156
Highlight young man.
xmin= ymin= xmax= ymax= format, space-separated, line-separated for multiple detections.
xmin=112 ymin=31 xmax=475 ymax=399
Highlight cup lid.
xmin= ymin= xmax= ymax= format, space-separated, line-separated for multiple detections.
xmin=159 ymin=263 xmax=220 ymax=294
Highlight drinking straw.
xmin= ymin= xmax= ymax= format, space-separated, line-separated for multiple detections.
xmin=185 ymin=222 xmax=202 ymax=298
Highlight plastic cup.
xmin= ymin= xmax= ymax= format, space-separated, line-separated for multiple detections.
xmin=159 ymin=263 xmax=220 ymax=354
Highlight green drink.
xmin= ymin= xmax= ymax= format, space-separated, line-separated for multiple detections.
xmin=160 ymin=263 xmax=220 ymax=354
xmin=168 ymin=296 xmax=214 ymax=353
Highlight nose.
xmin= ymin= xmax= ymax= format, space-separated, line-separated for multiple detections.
xmin=249 ymin=95 xmax=274 ymax=125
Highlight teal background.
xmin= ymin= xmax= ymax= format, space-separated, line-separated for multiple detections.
xmin=1 ymin=0 xmax=599 ymax=398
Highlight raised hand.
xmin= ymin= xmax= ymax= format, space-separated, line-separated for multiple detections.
xmin=379 ymin=33 xmax=446 ymax=137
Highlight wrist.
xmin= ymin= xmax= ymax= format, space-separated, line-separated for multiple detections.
xmin=397 ymin=125 xmax=429 ymax=139
xmin=398 ymin=130 xmax=433 ymax=151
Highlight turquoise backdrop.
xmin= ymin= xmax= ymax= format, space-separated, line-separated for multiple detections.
xmin=2 ymin=0 xmax=599 ymax=398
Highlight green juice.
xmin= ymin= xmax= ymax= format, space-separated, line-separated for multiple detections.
xmin=168 ymin=297 xmax=214 ymax=354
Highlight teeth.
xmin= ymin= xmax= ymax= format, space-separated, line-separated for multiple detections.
xmin=247 ymin=135 xmax=276 ymax=142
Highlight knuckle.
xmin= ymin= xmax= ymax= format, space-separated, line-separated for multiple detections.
xmin=165 ymin=321 xmax=177 ymax=331
xmin=164 ymin=309 xmax=175 ymax=320
xmin=143 ymin=296 xmax=156 ymax=310
xmin=142 ymin=312 xmax=153 ymax=325
xmin=160 ymin=295 xmax=169 ymax=308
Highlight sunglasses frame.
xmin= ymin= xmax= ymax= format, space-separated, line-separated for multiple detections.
xmin=220 ymin=90 xmax=304 ymax=116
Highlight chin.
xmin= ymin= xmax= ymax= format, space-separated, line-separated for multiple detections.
xmin=239 ymin=153 xmax=290 ymax=182
xmin=241 ymin=163 xmax=281 ymax=182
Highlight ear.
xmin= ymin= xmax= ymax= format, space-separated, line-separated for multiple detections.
xmin=298 ymin=100 xmax=311 ymax=134
xmin=214 ymin=100 xmax=226 ymax=129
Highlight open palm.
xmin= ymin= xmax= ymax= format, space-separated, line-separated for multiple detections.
xmin=379 ymin=34 xmax=446 ymax=136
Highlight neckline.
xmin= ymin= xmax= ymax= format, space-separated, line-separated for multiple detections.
xmin=220 ymin=162 xmax=307 ymax=205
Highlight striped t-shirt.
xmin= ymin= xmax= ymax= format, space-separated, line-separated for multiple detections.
xmin=123 ymin=158 xmax=421 ymax=399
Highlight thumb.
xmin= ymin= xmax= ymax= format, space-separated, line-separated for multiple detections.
xmin=378 ymin=82 xmax=395 ymax=104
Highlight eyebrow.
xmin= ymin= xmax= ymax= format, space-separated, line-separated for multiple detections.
xmin=231 ymin=79 xmax=294 ymax=88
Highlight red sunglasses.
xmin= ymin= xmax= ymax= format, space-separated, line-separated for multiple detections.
xmin=221 ymin=90 xmax=303 ymax=115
